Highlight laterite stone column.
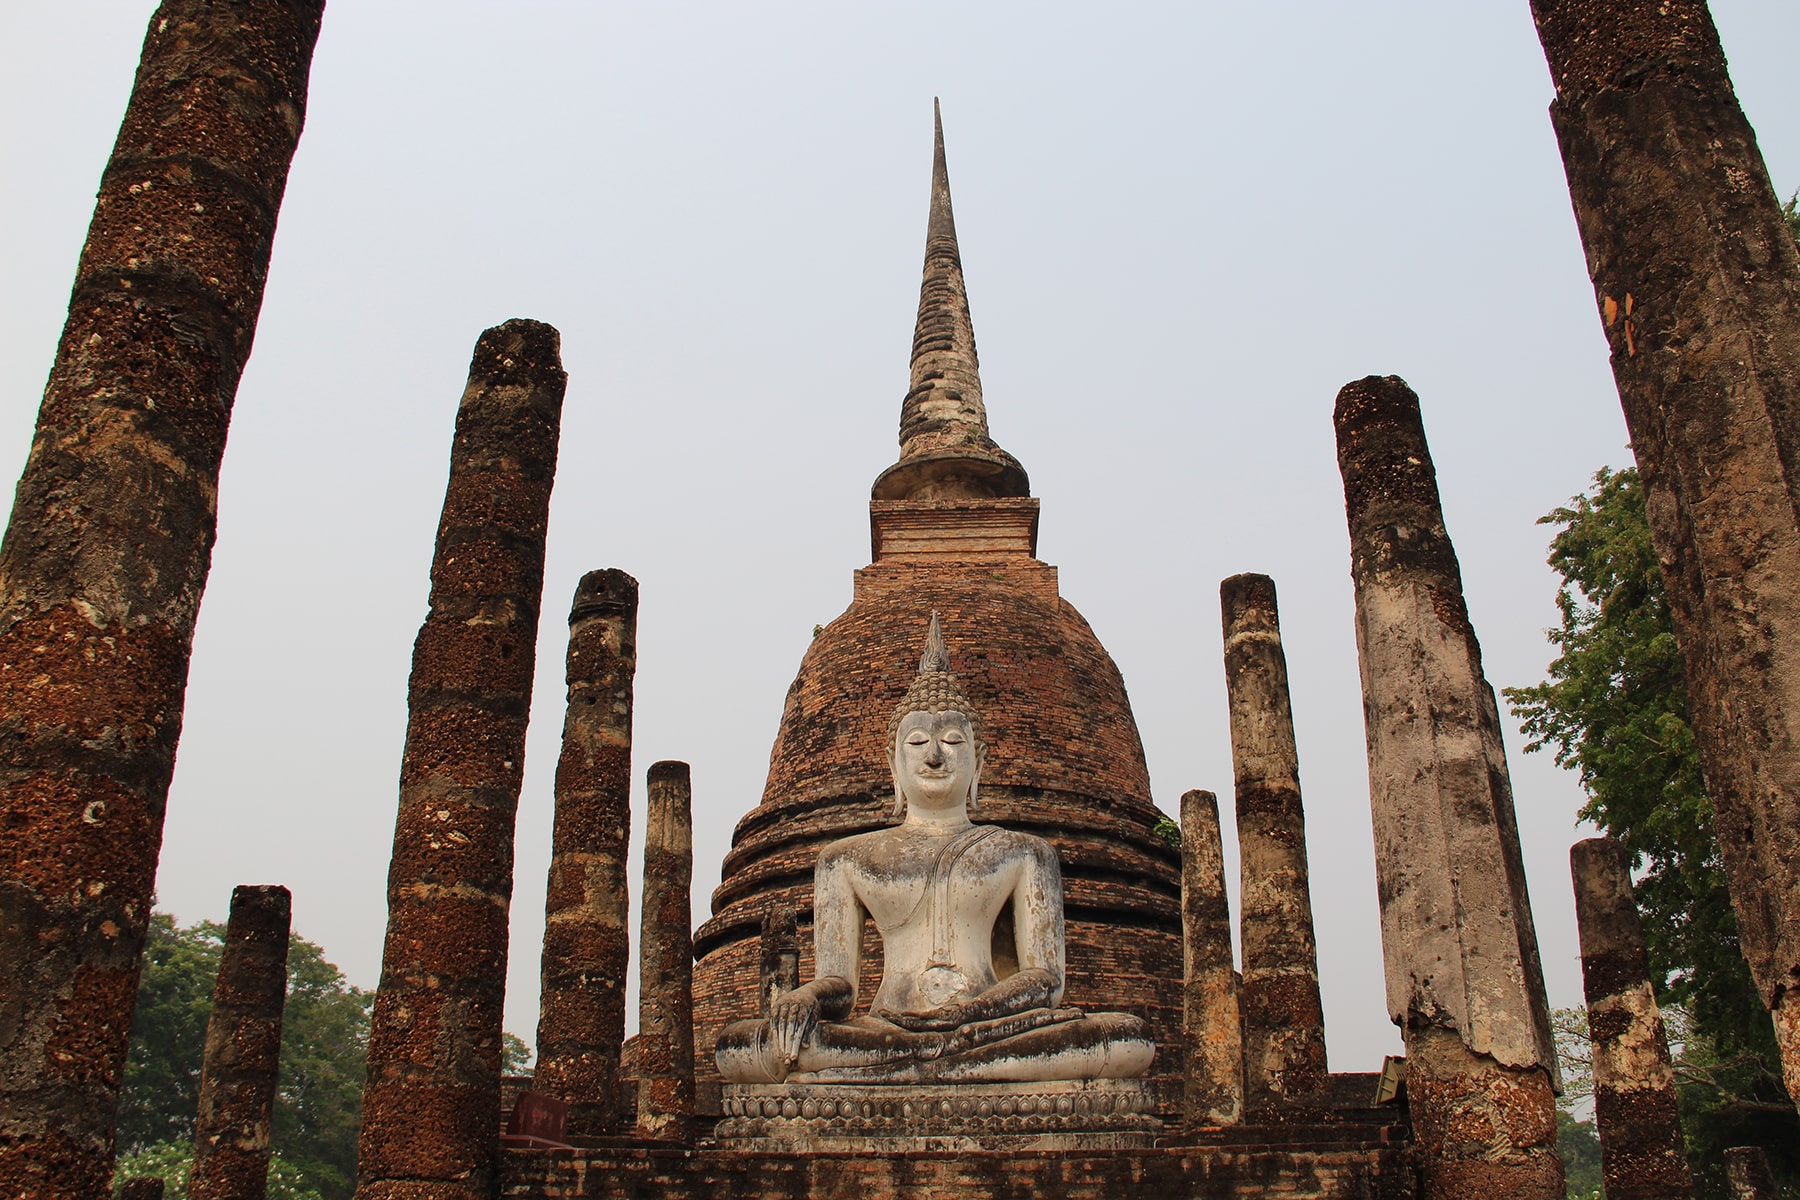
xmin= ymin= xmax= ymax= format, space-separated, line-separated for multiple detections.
xmin=1725 ymin=1148 xmax=1778 ymax=1200
xmin=355 ymin=321 xmax=566 ymax=1200
xmin=1220 ymin=573 xmax=1328 ymax=1115
xmin=1531 ymin=0 xmax=1800 ymax=1097
xmin=636 ymin=761 xmax=695 ymax=1142
xmin=535 ymin=568 xmax=638 ymax=1136
xmin=1180 ymin=789 xmax=1243 ymax=1128
xmin=0 ymin=5 xmax=322 ymax=1194
xmin=1335 ymin=375 xmax=1563 ymax=1199
xmin=1572 ymin=838 xmax=1693 ymax=1200
xmin=191 ymin=886 xmax=291 ymax=1200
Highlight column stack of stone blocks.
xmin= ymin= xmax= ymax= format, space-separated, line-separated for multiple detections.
xmin=1571 ymin=837 xmax=1693 ymax=1200
xmin=0 ymin=4 xmax=322 ymax=1194
xmin=1220 ymin=574 xmax=1329 ymax=1118
xmin=356 ymin=321 xmax=565 ymax=1200
xmin=1180 ymin=789 xmax=1243 ymax=1129
xmin=191 ymin=886 xmax=292 ymax=1200
xmin=535 ymin=568 xmax=639 ymax=1136
xmin=1531 ymin=0 xmax=1800 ymax=1094
xmin=1335 ymin=375 xmax=1564 ymax=1200
xmin=637 ymin=761 xmax=696 ymax=1142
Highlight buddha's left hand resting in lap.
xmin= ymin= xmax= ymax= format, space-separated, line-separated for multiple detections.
xmin=715 ymin=615 xmax=1155 ymax=1085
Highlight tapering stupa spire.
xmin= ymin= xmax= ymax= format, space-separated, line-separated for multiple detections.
xmin=872 ymin=100 xmax=1029 ymax=501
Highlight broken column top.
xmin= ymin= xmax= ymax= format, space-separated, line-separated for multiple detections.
xmin=1220 ymin=573 xmax=1279 ymax=633
xmin=872 ymin=100 xmax=1029 ymax=503
xmin=570 ymin=568 xmax=639 ymax=622
xmin=1334 ymin=374 xmax=1472 ymax=602
xmin=1531 ymin=0 xmax=1727 ymax=100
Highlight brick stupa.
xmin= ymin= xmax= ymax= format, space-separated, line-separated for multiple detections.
xmin=691 ymin=102 xmax=1183 ymax=1111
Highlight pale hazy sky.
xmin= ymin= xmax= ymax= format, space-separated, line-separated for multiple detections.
xmin=5 ymin=2 xmax=1799 ymax=1073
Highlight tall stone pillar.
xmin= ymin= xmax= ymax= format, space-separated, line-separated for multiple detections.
xmin=0 ymin=5 xmax=322 ymax=1194
xmin=1530 ymin=0 xmax=1800 ymax=1098
xmin=355 ymin=322 xmax=565 ymax=1200
xmin=1725 ymin=1147 xmax=1778 ymax=1200
xmin=1571 ymin=837 xmax=1693 ymax=1200
xmin=1180 ymin=789 xmax=1243 ymax=1128
xmin=534 ymin=568 xmax=638 ymax=1136
xmin=636 ymin=761 xmax=695 ymax=1142
xmin=1219 ymin=573 xmax=1328 ymax=1115
xmin=191 ymin=886 xmax=291 ymax=1200
xmin=1335 ymin=375 xmax=1563 ymax=1199
xmin=759 ymin=902 xmax=800 ymax=1017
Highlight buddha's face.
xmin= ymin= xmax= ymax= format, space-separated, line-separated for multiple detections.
xmin=890 ymin=710 xmax=982 ymax=816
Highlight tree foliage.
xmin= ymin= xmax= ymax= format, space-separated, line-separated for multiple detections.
xmin=114 ymin=1141 xmax=324 ymax=1200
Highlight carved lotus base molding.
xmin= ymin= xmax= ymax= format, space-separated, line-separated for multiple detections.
xmin=715 ymin=1078 xmax=1159 ymax=1152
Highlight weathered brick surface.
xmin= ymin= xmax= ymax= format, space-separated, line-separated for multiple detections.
xmin=356 ymin=321 xmax=565 ymax=1200
xmin=502 ymin=1142 xmax=1417 ymax=1200
xmin=191 ymin=886 xmax=291 ymax=1200
xmin=536 ymin=569 xmax=638 ymax=1136
xmin=871 ymin=101 xmax=1027 ymax=503
xmin=0 ymin=6 xmax=322 ymax=1195
xmin=1531 ymin=0 xmax=1800 ymax=1098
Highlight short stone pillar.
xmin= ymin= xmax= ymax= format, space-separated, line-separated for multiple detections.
xmin=1725 ymin=1147 xmax=1778 ymax=1200
xmin=1180 ymin=789 xmax=1243 ymax=1128
xmin=637 ymin=761 xmax=696 ymax=1142
xmin=759 ymin=903 xmax=800 ymax=1016
xmin=355 ymin=321 xmax=566 ymax=1200
xmin=191 ymin=886 xmax=291 ymax=1200
xmin=535 ymin=568 xmax=638 ymax=1135
xmin=119 ymin=1179 xmax=166 ymax=1200
xmin=1571 ymin=837 xmax=1693 ymax=1200
xmin=1219 ymin=573 xmax=1328 ymax=1115
xmin=1335 ymin=375 xmax=1563 ymax=1199
xmin=1531 ymin=0 xmax=1800 ymax=1096
xmin=0 ymin=5 xmax=323 ymax=1194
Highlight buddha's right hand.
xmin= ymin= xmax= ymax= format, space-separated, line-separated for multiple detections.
xmin=769 ymin=990 xmax=820 ymax=1066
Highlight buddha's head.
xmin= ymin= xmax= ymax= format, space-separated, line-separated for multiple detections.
xmin=887 ymin=613 xmax=985 ymax=819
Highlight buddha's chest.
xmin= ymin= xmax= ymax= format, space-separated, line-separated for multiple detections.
xmin=847 ymin=829 xmax=1017 ymax=938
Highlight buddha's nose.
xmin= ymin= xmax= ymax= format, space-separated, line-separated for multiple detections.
xmin=924 ymin=743 xmax=944 ymax=767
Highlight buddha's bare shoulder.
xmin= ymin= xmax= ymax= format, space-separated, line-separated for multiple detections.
xmin=967 ymin=824 xmax=1061 ymax=869
xmin=815 ymin=825 xmax=907 ymax=870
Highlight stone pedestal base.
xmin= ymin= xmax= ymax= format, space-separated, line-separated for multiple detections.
xmin=715 ymin=1078 xmax=1159 ymax=1152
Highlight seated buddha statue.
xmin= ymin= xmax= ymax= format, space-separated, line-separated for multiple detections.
xmin=715 ymin=615 xmax=1155 ymax=1086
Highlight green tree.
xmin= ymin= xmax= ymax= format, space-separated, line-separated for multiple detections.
xmin=1506 ymin=467 xmax=1797 ymax=1196
xmin=114 ymin=1141 xmax=324 ymax=1200
xmin=118 ymin=913 xmax=372 ymax=1200
xmin=118 ymin=913 xmax=220 ymax=1150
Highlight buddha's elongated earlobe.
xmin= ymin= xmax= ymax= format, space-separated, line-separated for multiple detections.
xmin=889 ymin=753 xmax=906 ymax=819
xmin=969 ymin=744 xmax=985 ymax=812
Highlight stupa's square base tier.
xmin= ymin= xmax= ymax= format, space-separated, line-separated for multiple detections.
xmin=716 ymin=1078 xmax=1158 ymax=1152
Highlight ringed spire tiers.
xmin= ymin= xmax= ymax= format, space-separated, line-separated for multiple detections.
xmin=872 ymin=100 xmax=1030 ymax=502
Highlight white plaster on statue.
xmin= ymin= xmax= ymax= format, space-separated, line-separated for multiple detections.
xmin=715 ymin=615 xmax=1155 ymax=1087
